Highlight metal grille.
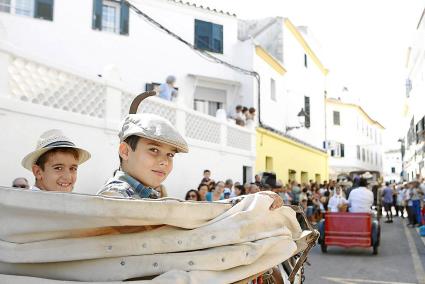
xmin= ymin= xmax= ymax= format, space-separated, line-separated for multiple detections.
xmin=9 ymin=57 xmax=106 ymax=118
xmin=185 ymin=113 xmax=220 ymax=144
xmin=227 ymin=126 xmax=251 ymax=150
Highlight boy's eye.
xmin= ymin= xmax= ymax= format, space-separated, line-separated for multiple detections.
xmin=54 ymin=167 xmax=63 ymax=171
xmin=167 ymin=153 xmax=175 ymax=158
xmin=70 ymin=166 xmax=78 ymax=172
xmin=149 ymin=148 xmax=159 ymax=153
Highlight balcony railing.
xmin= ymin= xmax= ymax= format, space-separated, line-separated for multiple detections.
xmin=0 ymin=42 xmax=255 ymax=154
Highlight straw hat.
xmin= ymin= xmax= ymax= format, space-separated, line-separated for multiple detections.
xmin=21 ymin=129 xmax=91 ymax=171
xmin=119 ymin=113 xmax=188 ymax=153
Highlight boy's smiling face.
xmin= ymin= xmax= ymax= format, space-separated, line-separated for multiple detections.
xmin=32 ymin=151 xmax=79 ymax=192
xmin=120 ymin=137 xmax=177 ymax=188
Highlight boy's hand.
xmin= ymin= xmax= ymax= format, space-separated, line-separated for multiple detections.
xmin=259 ymin=191 xmax=283 ymax=210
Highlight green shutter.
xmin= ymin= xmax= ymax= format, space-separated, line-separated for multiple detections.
xmin=120 ymin=0 xmax=129 ymax=35
xmin=212 ymin=24 xmax=223 ymax=53
xmin=92 ymin=0 xmax=102 ymax=30
xmin=34 ymin=0 xmax=53 ymax=21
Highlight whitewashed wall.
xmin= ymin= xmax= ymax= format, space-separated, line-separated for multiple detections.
xmin=0 ymin=0 xmax=245 ymax=114
xmin=0 ymin=44 xmax=255 ymax=198
xmin=326 ymin=101 xmax=384 ymax=177
xmin=383 ymin=150 xmax=402 ymax=183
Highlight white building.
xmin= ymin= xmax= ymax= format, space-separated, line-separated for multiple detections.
xmin=326 ymin=98 xmax=384 ymax=180
xmin=383 ymin=149 xmax=402 ymax=183
xmin=403 ymin=8 xmax=425 ymax=181
xmin=0 ymin=0 xmax=257 ymax=197
xmin=237 ymin=18 xmax=327 ymax=150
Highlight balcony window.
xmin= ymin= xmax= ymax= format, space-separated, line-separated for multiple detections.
xmin=92 ymin=0 xmax=129 ymax=35
xmin=194 ymin=19 xmax=223 ymax=53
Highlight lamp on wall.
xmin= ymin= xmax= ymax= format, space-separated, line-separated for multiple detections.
xmin=286 ymin=108 xmax=307 ymax=132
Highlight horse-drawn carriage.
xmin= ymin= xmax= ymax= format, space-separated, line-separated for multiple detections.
xmin=0 ymin=186 xmax=318 ymax=283
xmin=318 ymin=212 xmax=380 ymax=255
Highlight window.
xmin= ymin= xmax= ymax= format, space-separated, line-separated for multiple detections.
xmin=266 ymin=156 xmax=273 ymax=171
xmin=194 ymin=19 xmax=223 ymax=53
xmin=357 ymin=145 xmax=360 ymax=160
xmin=193 ymin=86 xmax=226 ymax=117
xmin=301 ymin=171 xmax=308 ymax=183
xmin=329 ymin=141 xmax=344 ymax=158
xmin=92 ymin=0 xmax=129 ymax=35
xmin=304 ymin=96 xmax=310 ymax=128
xmin=15 ymin=0 xmax=33 ymax=16
xmin=243 ymin=166 xmax=252 ymax=184
xmin=101 ymin=2 xmax=119 ymax=33
xmin=304 ymin=54 xmax=308 ymax=68
xmin=0 ymin=0 xmax=53 ymax=20
xmin=391 ymin=167 xmax=396 ymax=174
xmin=193 ymin=99 xmax=223 ymax=116
xmin=333 ymin=111 xmax=340 ymax=125
xmin=362 ymin=148 xmax=365 ymax=161
xmin=270 ymin=78 xmax=276 ymax=101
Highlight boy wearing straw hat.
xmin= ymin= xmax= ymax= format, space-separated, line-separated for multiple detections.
xmin=21 ymin=129 xmax=91 ymax=192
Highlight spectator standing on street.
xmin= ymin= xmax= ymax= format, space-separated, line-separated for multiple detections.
xmin=12 ymin=177 xmax=30 ymax=189
xmin=396 ymin=183 xmax=406 ymax=218
xmin=382 ymin=182 xmax=393 ymax=223
xmin=158 ymin=75 xmax=178 ymax=101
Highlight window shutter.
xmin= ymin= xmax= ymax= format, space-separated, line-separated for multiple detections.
xmin=195 ymin=20 xmax=210 ymax=50
xmin=341 ymin=144 xmax=345 ymax=157
xmin=212 ymin=24 xmax=223 ymax=53
xmin=34 ymin=0 xmax=53 ymax=21
xmin=120 ymin=0 xmax=129 ymax=35
xmin=304 ymin=96 xmax=310 ymax=128
xmin=92 ymin=0 xmax=102 ymax=30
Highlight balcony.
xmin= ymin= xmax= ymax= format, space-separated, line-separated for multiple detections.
xmin=0 ymin=42 xmax=255 ymax=156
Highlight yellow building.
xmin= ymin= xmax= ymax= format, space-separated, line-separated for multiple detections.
xmin=256 ymin=127 xmax=328 ymax=184
xmin=249 ymin=18 xmax=329 ymax=184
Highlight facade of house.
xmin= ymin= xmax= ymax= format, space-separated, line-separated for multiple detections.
xmin=237 ymin=17 xmax=329 ymax=184
xmin=383 ymin=149 xmax=402 ymax=183
xmin=403 ymin=8 xmax=425 ymax=181
xmin=326 ymin=98 xmax=384 ymax=179
xmin=0 ymin=0 xmax=257 ymax=197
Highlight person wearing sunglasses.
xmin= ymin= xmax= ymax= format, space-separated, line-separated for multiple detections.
xmin=12 ymin=177 xmax=29 ymax=189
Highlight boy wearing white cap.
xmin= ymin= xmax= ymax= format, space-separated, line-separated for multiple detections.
xmin=98 ymin=113 xmax=187 ymax=199
xmin=21 ymin=129 xmax=91 ymax=192
xmin=98 ymin=111 xmax=283 ymax=209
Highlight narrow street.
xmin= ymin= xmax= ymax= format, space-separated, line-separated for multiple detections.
xmin=304 ymin=216 xmax=425 ymax=283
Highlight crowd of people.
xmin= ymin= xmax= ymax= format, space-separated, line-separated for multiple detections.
xmin=178 ymin=173 xmax=425 ymax=227
xmin=231 ymin=105 xmax=256 ymax=127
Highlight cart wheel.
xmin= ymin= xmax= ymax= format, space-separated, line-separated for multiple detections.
xmin=373 ymin=244 xmax=378 ymax=255
xmin=321 ymin=244 xmax=327 ymax=253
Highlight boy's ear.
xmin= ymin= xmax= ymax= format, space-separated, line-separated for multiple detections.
xmin=119 ymin=142 xmax=130 ymax=161
xmin=32 ymin=164 xmax=42 ymax=180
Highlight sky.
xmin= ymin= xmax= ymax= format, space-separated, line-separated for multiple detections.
xmin=193 ymin=0 xmax=424 ymax=150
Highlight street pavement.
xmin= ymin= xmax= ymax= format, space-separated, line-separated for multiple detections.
xmin=303 ymin=215 xmax=425 ymax=284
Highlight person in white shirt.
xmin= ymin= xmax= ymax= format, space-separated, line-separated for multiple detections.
xmin=328 ymin=185 xmax=348 ymax=212
xmin=348 ymin=178 xmax=374 ymax=213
